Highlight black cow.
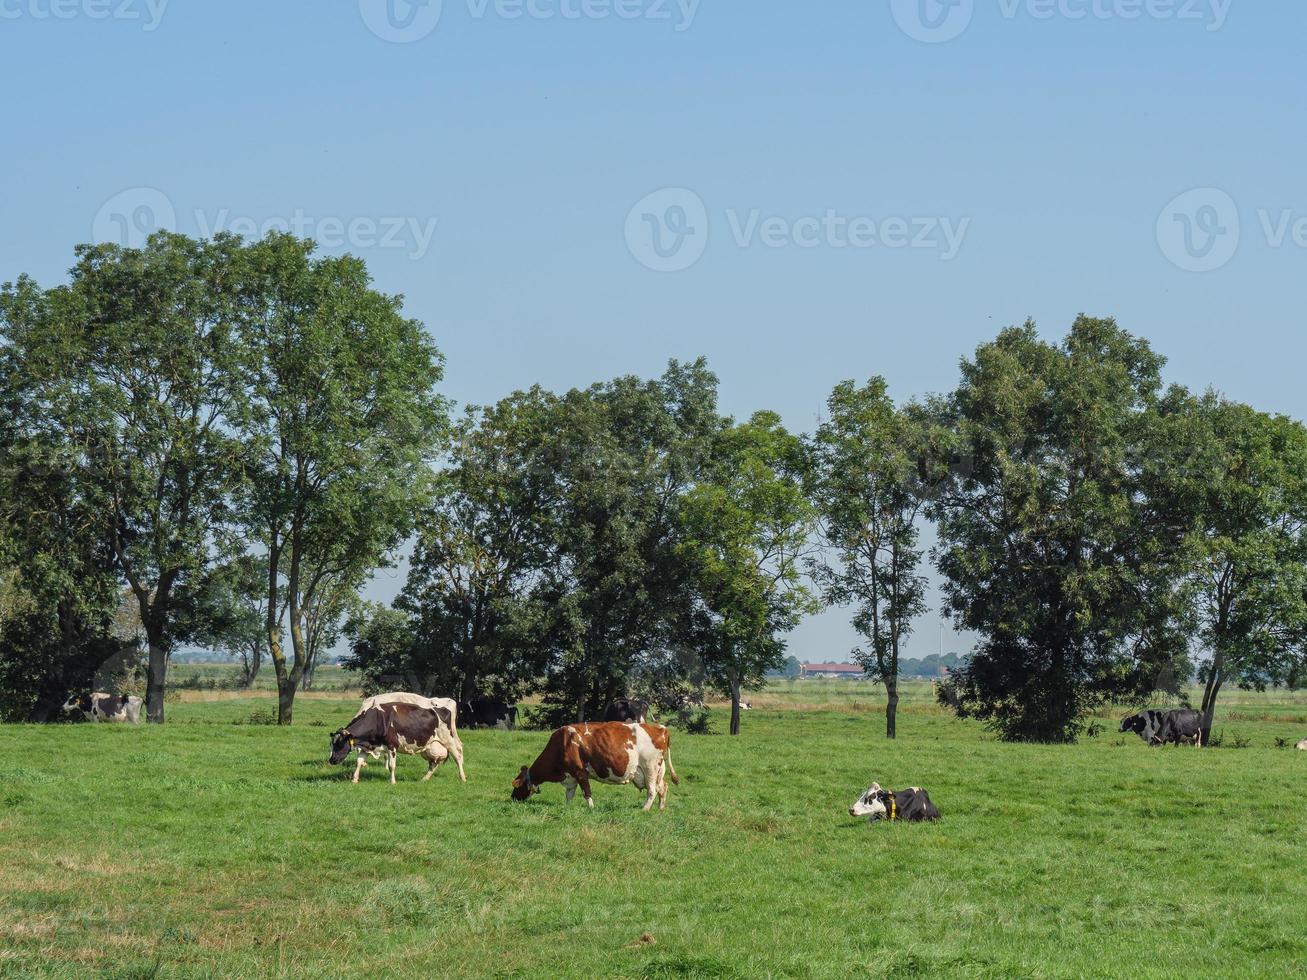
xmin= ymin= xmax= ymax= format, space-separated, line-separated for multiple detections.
xmin=1120 ymin=709 xmax=1204 ymax=747
xmin=848 ymin=782 xmax=940 ymax=823
xmin=603 ymin=698 xmax=649 ymax=723
xmin=329 ymin=701 xmax=461 ymax=784
xmin=458 ymin=698 xmax=517 ymax=730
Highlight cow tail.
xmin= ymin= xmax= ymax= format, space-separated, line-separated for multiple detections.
xmin=664 ymin=743 xmax=679 ymax=786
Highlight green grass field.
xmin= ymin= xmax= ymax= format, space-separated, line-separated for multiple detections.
xmin=2 ymin=683 xmax=1306 ymax=978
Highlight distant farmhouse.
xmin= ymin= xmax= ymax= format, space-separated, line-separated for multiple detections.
xmin=801 ymin=662 xmax=866 ymax=680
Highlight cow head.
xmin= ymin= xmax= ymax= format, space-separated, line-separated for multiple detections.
xmin=849 ymin=782 xmax=895 ymax=821
xmin=61 ymin=694 xmax=91 ymax=718
xmin=328 ymin=729 xmax=357 ymax=766
xmin=511 ymin=766 xmax=539 ymax=801
xmin=1119 ymin=713 xmax=1146 ymax=735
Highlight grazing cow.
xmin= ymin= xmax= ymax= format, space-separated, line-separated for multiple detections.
xmin=848 ymin=782 xmax=940 ymax=823
xmin=1119 ymin=709 xmax=1204 ymax=747
xmin=329 ymin=702 xmax=456 ymax=784
xmin=1297 ymin=739 xmax=1307 ymax=751
xmin=358 ymin=692 xmax=466 ymax=779
xmin=511 ymin=721 xmax=679 ymax=811
xmin=739 ymin=700 xmax=753 ymax=711
xmin=603 ymin=698 xmax=649 ymax=723
xmin=61 ymin=693 xmax=143 ymax=724
xmin=458 ymin=698 xmax=517 ymax=731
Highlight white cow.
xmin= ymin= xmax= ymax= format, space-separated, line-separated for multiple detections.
xmin=1296 ymin=739 xmax=1307 ymax=751
xmin=354 ymin=692 xmax=466 ymax=781
xmin=62 ymin=693 xmax=143 ymax=724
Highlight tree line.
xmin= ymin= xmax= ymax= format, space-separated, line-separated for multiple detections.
xmin=3 ymin=233 xmax=1305 ymax=741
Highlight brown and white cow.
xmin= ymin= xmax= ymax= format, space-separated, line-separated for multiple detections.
xmin=329 ymin=702 xmax=459 ymax=784
xmin=357 ymin=692 xmax=466 ymax=780
xmin=62 ymin=693 xmax=143 ymax=724
xmin=511 ymin=721 xmax=679 ymax=811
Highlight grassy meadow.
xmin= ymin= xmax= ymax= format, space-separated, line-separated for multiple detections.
xmin=2 ymin=681 xmax=1306 ymax=978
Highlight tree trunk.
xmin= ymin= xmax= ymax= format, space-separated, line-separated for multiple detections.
xmin=146 ymin=637 xmax=168 ymax=724
xmin=886 ymin=678 xmax=898 ymax=740
xmin=729 ymin=672 xmax=742 ymax=736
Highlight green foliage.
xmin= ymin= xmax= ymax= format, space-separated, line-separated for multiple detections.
xmin=679 ymin=411 xmax=816 ymax=734
xmin=236 ymin=233 xmax=448 ymax=723
xmin=932 ymin=317 xmax=1192 ymax=742
xmin=809 ymin=378 xmax=942 ymax=737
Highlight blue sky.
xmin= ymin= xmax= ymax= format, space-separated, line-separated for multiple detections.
xmin=2 ymin=0 xmax=1303 ymax=661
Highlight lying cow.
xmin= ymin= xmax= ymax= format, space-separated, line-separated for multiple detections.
xmin=1297 ymin=739 xmax=1307 ymax=751
xmin=603 ymin=698 xmax=649 ymax=723
xmin=62 ymin=693 xmax=143 ymax=724
xmin=848 ymin=782 xmax=940 ymax=823
xmin=458 ymin=698 xmax=517 ymax=730
xmin=358 ymin=692 xmax=466 ymax=780
xmin=1119 ymin=709 xmax=1204 ymax=747
xmin=512 ymin=721 xmax=678 ymax=811
xmin=329 ymin=701 xmax=459 ymax=784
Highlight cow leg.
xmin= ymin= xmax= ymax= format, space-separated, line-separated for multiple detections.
xmin=564 ymin=776 xmax=578 ymax=804
xmin=438 ymin=731 xmax=467 ymax=782
xmin=657 ymin=760 xmax=668 ymax=811
xmin=577 ymin=774 xmax=594 ymax=809
xmin=387 ymin=749 xmax=398 ymax=784
xmin=352 ymin=753 xmax=367 ymax=784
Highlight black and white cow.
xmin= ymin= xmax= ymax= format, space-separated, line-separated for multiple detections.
xmin=848 ymin=782 xmax=940 ymax=823
xmin=329 ymin=701 xmax=460 ymax=784
xmin=358 ymin=692 xmax=466 ymax=779
xmin=62 ymin=693 xmax=143 ymax=724
xmin=603 ymin=698 xmax=649 ymax=723
xmin=1119 ymin=709 xmax=1204 ymax=747
xmin=458 ymin=698 xmax=517 ymax=730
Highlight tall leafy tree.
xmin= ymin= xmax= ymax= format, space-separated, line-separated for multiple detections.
xmin=931 ymin=317 xmax=1190 ymax=742
xmin=237 ymin=234 xmax=446 ymax=724
xmin=1 ymin=235 xmax=249 ymax=722
xmin=396 ymin=389 xmax=560 ymax=702
xmin=809 ymin=379 xmax=940 ymax=738
xmin=534 ymin=361 xmax=723 ymax=725
xmin=680 ymin=412 xmax=816 ymax=735
xmin=1147 ymin=391 xmax=1307 ymax=740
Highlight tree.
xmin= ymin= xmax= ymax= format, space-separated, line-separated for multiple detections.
xmin=679 ymin=412 xmax=817 ymax=735
xmin=809 ymin=379 xmax=939 ymax=738
xmin=533 ymin=360 xmax=723 ymax=726
xmin=238 ymin=234 xmax=447 ymax=724
xmin=931 ymin=318 xmax=1191 ymax=742
xmin=0 ymin=236 xmax=247 ymax=722
xmin=1147 ymin=392 xmax=1307 ymax=741
xmin=395 ymin=389 xmax=561 ymax=703
xmin=186 ymin=556 xmax=272 ymax=687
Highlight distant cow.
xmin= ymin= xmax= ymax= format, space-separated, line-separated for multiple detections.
xmin=1120 ymin=709 xmax=1204 ymax=747
xmin=329 ymin=701 xmax=459 ymax=784
xmin=62 ymin=693 xmax=143 ymax=724
xmin=848 ymin=782 xmax=940 ymax=823
xmin=511 ymin=721 xmax=679 ymax=811
xmin=1297 ymin=739 xmax=1307 ymax=751
xmin=603 ymin=698 xmax=649 ymax=723
xmin=359 ymin=692 xmax=466 ymax=779
xmin=458 ymin=698 xmax=517 ymax=730
xmin=739 ymin=700 xmax=753 ymax=711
